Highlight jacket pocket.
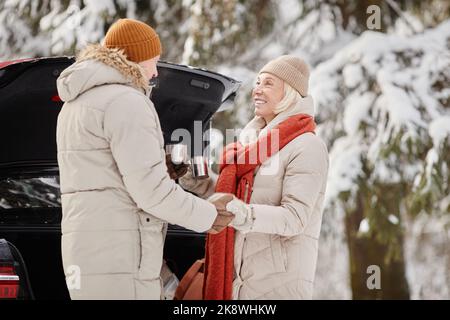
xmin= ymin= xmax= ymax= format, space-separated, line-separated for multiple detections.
xmin=137 ymin=213 xmax=165 ymax=280
xmin=270 ymin=236 xmax=287 ymax=273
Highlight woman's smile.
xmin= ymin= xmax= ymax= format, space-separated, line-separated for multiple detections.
xmin=254 ymin=97 xmax=267 ymax=107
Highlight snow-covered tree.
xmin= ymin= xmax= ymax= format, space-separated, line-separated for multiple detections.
xmin=216 ymin=0 xmax=450 ymax=299
xmin=311 ymin=20 xmax=450 ymax=299
xmin=1 ymin=0 xmax=449 ymax=299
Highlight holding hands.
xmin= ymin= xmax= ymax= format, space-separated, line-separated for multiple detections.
xmin=207 ymin=193 xmax=235 ymax=234
xmin=206 ymin=193 xmax=254 ymax=234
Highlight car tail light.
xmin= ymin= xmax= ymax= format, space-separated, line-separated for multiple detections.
xmin=51 ymin=94 xmax=61 ymax=102
xmin=0 ymin=239 xmax=20 ymax=299
xmin=0 ymin=265 xmax=20 ymax=299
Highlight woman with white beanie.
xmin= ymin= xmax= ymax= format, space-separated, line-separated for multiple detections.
xmin=180 ymin=55 xmax=329 ymax=300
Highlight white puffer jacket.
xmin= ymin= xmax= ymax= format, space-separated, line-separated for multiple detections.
xmin=180 ymin=96 xmax=329 ymax=299
xmin=56 ymin=45 xmax=217 ymax=300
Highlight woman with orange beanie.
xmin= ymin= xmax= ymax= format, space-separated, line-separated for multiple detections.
xmin=180 ymin=55 xmax=329 ymax=300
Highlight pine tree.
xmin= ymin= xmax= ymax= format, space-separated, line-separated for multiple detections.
xmin=1 ymin=0 xmax=448 ymax=299
xmin=311 ymin=20 xmax=450 ymax=298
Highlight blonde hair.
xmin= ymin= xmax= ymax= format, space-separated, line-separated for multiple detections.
xmin=273 ymin=82 xmax=302 ymax=114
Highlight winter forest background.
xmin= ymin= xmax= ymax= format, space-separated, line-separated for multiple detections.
xmin=0 ymin=0 xmax=449 ymax=299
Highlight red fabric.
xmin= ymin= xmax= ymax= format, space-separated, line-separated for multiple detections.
xmin=203 ymin=114 xmax=316 ymax=300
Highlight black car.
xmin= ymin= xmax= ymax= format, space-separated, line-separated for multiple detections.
xmin=0 ymin=57 xmax=240 ymax=299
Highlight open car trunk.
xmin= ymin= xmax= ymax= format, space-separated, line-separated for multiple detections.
xmin=0 ymin=57 xmax=240 ymax=167
xmin=0 ymin=57 xmax=240 ymax=299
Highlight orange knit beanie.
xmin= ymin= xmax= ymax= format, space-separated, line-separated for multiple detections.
xmin=104 ymin=18 xmax=162 ymax=63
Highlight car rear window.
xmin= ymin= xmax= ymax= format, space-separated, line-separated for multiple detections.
xmin=0 ymin=176 xmax=60 ymax=210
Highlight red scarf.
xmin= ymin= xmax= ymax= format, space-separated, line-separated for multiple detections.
xmin=203 ymin=113 xmax=316 ymax=300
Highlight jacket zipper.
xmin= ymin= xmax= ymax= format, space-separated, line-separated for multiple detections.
xmin=235 ymin=181 xmax=250 ymax=299
xmin=243 ymin=182 xmax=249 ymax=203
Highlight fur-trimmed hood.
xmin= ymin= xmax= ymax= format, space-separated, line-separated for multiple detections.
xmin=57 ymin=44 xmax=150 ymax=102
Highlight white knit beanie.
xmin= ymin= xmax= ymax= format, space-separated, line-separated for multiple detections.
xmin=259 ymin=55 xmax=310 ymax=97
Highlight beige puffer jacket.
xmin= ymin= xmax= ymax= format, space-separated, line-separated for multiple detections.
xmin=56 ymin=45 xmax=217 ymax=300
xmin=180 ymin=96 xmax=329 ymax=299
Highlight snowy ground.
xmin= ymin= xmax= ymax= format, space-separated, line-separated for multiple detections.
xmin=404 ymin=213 xmax=450 ymax=299
xmin=312 ymin=208 xmax=450 ymax=299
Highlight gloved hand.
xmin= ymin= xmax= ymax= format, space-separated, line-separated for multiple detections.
xmin=225 ymin=196 xmax=254 ymax=233
xmin=166 ymin=154 xmax=189 ymax=180
xmin=207 ymin=193 xmax=254 ymax=233
xmin=207 ymin=193 xmax=235 ymax=234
